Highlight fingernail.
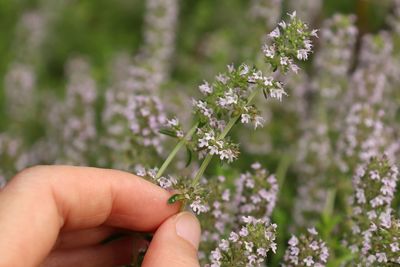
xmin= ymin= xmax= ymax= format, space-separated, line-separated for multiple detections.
xmin=175 ymin=212 xmax=201 ymax=249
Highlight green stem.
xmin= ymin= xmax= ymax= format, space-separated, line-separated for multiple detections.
xmin=191 ymin=89 xmax=259 ymax=186
xmin=275 ymin=151 xmax=293 ymax=190
xmin=156 ymin=123 xmax=198 ymax=179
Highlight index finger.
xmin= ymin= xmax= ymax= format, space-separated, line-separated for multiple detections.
xmin=0 ymin=165 xmax=179 ymax=266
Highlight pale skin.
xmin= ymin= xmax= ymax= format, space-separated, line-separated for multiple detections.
xmin=0 ymin=166 xmax=201 ymax=267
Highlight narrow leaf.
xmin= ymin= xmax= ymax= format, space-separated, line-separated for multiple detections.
xmin=185 ymin=147 xmax=192 ymax=167
xmin=167 ymin=194 xmax=185 ymax=204
xmin=159 ymin=128 xmax=177 ymax=138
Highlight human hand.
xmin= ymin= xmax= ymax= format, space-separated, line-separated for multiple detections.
xmin=0 ymin=166 xmax=201 ymax=267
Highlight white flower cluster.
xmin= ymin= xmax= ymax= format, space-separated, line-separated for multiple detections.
xmin=101 ymin=0 xmax=178 ymax=170
xmin=16 ymin=10 xmax=47 ymax=56
xmin=199 ymin=164 xmax=278 ymax=265
xmin=346 ymin=156 xmax=400 ymax=266
xmin=359 ymin=219 xmax=400 ymax=266
xmin=208 ymin=216 xmax=277 ymax=267
xmin=192 ymin=61 xmax=295 ymax=163
xmin=5 ymin=4 xmax=66 ymax=122
xmin=4 ymin=63 xmax=36 ymax=121
xmin=127 ymin=95 xmax=167 ymax=152
xmin=197 ymin=128 xmax=239 ymax=163
xmin=283 ymin=228 xmax=329 ymax=267
xmin=165 ymin=117 xmax=184 ymax=138
xmin=335 ymin=103 xmax=399 ymax=173
xmin=234 ymin=163 xmax=279 ymax=221
xmin=210 ymin=180 xmax=232 ymax=230
xmin=263 ymin=11 xmax=318 ymax=74
xmin=139 ymin=0 xmax=178 ymax=82
xmin=103 ymin=91 xmax=167 ymax=169
xmin=348 ymin=32 xmax=396 ymax=107
xmin=190 ymin=196 xmax=211 ymax=215
xmin=135 ymin=166 xmax=178 ymax=190
xmin=49 ymin=58 xmax=97 ymax=165
xmin=13 ymin=1 xmax=67 ymax=61
xmin=351 ymin=161 xmax=398 ymax=223
xmin=293 ymin=121 xmax=332 ymax=228
xmin=199 ymin=176 xmax=235 ymax=263
xmin=313 ymin=14 xmax=358 ymax=100
xmin=136 ymin=165 xmax=211 ymax=215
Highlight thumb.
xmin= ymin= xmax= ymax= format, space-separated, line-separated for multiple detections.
xmin=142 ymin=212 xmax=201 ymax=267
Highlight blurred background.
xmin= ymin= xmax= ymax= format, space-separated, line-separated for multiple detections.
xmin=0 ymin=0 xmax=395 ymax=164
xmin=0 ymin=0 xmax=393 ymax=118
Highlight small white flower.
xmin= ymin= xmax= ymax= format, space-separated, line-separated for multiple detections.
xmin=227 ymin=64 xmax=235 ymax=73
xmin=251 ymin=162 xmax=261 ymax=169
xmin=248 ymin=254 xmax=257 ymax=264
xmin=257 ymin=248 xmax=267 ymax=257
xmin=376 ymin=252 xmax=387 ymax=263
xmin=280 ymin=56 xmax=289 ymax=66
xmin=297 ymin=49 xmax=308 ymax=60
xmin=211 ymin=248 xmax=222 ymax=262
xmin=229 ymin=232 xmax=239 ymax=242
xmin=303 ymin=256 xmax=314 ymax=266
xmin=242 ymin=216 xmax=255 ymax=224
xmin=278 ymin=21 xmax=287 ymax=29
xmin=199 ymin=81 xmax=213 ymax=95
xmin=309 ymin=241 xmax=319 ymax=251
xmin=311 ymin=29 xmax=319 ymax=38
xmin=307 ymin=227 xmax=318 ymax=235
xmin=269 ymin=27 xmax=280 ymax=38
xmin=219 ymin=239 xmax=229 ymax=251
xmin=270 ymin=242 xmax=277 ymax=253
xmin=288 ymin=235 xmax=298 ymax=246
xmin=216 ymin=73 xmax=229 ymax=84
xmin=254 ymin=116 xmax=264 ymax=129
xmin=245 ymin=241 xmax=254 ymax=252
xmin=263 ymin=45 xmax=275 ymax=58
xmin=241 ymin=113 xmax=251 ymax=124
xmin=221 ymin=189 xmax=230 ymax=201
xmin=198 ymin=137 xmax=209 ymax=148
xmin=209 ymin=145 xmax=219 ymax=155
xmin=219 ymin=149 xmax=236 ymax=163
xmin=269 ymin=88 xmax=288 ymax=102
xmin=369 ymin=170 xmax=380 ymax=180
xmin=239 ymin=226 xmax=249 ymax=237
xmin=263 ymin=77 xmax=273 ymax=86
xmin=167 ymin=117 xmax=179 ymax=127
xmin=190 ymin=196 xmax=209 ymax=214
xmin=135 ymin=166 xmax=146 ymax=177
xmin=379 ymin=209 xmax=392 ymax=228
xmin=290 ymin=63 xmax=300 ymax=73
xmin=390 ymin=242 xmax=399 ymax=252
xmin=288 ymin=11 xmax=297 ymax=19
xmin=240 ymin=64 xmax=250 ymax=75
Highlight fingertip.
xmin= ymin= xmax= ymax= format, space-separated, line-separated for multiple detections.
xmin=142 ymin=212 xmax=201 ymax=267
xmin=175 ymin=212 xmax=201 ymax=249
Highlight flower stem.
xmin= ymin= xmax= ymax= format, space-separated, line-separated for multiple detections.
xmin=191 ymin=88 xmax=259 ymax=186
xmin=156 ymin=123 xmax=198 ymax=179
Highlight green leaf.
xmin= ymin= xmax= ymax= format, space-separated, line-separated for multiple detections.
xmin=167 ymin=194 xmax=185 ymax=204
xmin=159 ymin=128 xmax=177 ymax=138
xmin=263 ymin=88 xmax=269 ymax=99
xmin=185 ymin=147 xmax=192 ymax=167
